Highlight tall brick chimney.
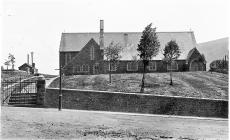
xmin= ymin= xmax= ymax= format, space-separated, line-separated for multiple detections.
xmin=124 ymin=33 xmax=128 ymax=47
xmin=27 ymin=54 xmax=29 ymax=64
xmin=99 ymin=20 xmax=104 ymax=49
xmin=31 ymin=52 xmax=34 ymax=64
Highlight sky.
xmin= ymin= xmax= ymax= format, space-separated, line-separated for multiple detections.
xmin=1 ymin=0 xmax=229 ymax=75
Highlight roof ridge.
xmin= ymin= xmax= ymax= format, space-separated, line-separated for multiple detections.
xmin=197 ymin=37 xmax=229 ymax=44
xmin=62 ymin=31 xmax=194 ymax=34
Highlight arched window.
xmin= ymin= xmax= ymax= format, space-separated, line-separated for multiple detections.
xmin=148 ymin=61 xmax=157 ymax=71
xmin=65 ymin=53 xmax=72 ymax=65
xmin=127 ymin=62 xmax=138 ymax=71
xmin=167 ymin=61 xmax=178 ymax=70
xmin=90 ymin=46 xmax=94 ymax=60
xmin=82 ymin=64 xmax=89 ymax=72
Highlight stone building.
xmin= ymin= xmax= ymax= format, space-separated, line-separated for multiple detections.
xmin=59 ymin=20 xmax=206 ymax=75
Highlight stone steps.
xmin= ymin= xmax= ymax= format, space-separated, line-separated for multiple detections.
xmin=8 ymin=93 xmax=37 ymax=105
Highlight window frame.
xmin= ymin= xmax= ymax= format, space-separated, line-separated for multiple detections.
xmin=167 ymin=61 xmax=178 ymax=71
xmin=82 ymin=64 xmax=89 ymax=72
xmin=148 ymin=61 xmax=157 ymax=71
xmin=108 ymin=62 xmax=117 ymax=71
xmin=127 ymin=62 xmax=138 ymax=71
xmin=74 ymin=65 xmax=82 ymax=72
xmin=65 ymin=53 xmax=72 ymax=65
xmin=90 ymin=46 xmax=95 ymax=60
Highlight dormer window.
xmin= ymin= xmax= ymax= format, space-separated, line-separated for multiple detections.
xmin=90 ymin=46 xmax=95 ymax=60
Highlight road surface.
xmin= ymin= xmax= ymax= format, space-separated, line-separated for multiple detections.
xmin=1 ymin=107 xmax=228 ymax=139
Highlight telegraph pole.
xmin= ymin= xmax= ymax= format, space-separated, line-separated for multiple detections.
xmin=55 ymin=51 xmax=63 ymax=111
xmin=54 ymin=66 xmax=62 ymax=111
xmin=59 ymin=51 xmax=62 ymax=111
xmin=59 ymin=68 xmax=62 ymax=111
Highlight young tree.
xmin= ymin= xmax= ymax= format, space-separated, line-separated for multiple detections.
xmin=104 ymin=41 xmax=123 ymax=83
xmin=163 ymin=40 xmax=181 ymax=85
xmin=8 ymin=53 xmax=15 ymax=70
xmin=137 ymin=23 xmax=160 ymax=93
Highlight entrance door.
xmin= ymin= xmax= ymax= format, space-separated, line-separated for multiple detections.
xmin=190 ymin=60 xmax=203 ymax=71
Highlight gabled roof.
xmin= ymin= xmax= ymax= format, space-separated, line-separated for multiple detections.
xmin=187 ymin=47 xmax=197 ymax=60
xmin=59 ymin=31 xmax=197 ymax=60
xmin=18 ymin=63 xmax=33 ymax=69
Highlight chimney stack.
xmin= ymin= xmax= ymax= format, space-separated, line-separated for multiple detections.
xmin=27 ymin=54 xmax=29 ymax=64
xmin=124 ymin=33 xmax=128 ymax=47
xmin=31 ymin=52 xmax=34 ymax=64
xmin=99 ymin=20 xmax=104 ymax=49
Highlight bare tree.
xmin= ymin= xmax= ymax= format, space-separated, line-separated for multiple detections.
xmin=104 ymin=41 xmax=123 ymax=83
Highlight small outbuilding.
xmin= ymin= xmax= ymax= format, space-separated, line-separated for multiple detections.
xmin=18 ymin=63 xmax=37 ymax=74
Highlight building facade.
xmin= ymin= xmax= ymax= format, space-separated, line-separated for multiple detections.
xmin=59 ymin=20 xmax=206 ymax=75
xmin=18 ymin=63 xmax=37 ymax=74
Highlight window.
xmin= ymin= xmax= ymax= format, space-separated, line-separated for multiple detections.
xmin=90 ymin=46 xmax=94 ymax=60
xmin=65 ymin=53 xmax=72 ymax=65
xmin=65 ymin=54 xmax=68 ymax=65
xmin=108 ymin=62 xmax=117 ymax=71
xmin=167 ymin=61 xmax=178 ymax=70
xmin=148 ymin=62 xmax=157 ymax=71
xmin=82 ymin=65 xmax=89 ymax=72
xmin=127 ymin=62 xmax=138 ymax=71
xmin=75 ymin=65 xmax=81 ymax=72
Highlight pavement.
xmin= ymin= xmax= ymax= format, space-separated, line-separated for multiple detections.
xmin=1 ymin=106 xmax=228 ymax=139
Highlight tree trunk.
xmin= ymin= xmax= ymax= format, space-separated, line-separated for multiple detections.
xmin=140 ymin=64 xmax=146 ymax=93
xmin=170 ymin=63 xmax=173 ymax=85
xmin=109 ymin=61 xmax=111 ymax=83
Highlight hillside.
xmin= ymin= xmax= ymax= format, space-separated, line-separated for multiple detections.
xmin=49 ymin=72 xmax=228 ymax=100
xmin=197 ymin=37 xmax=229 ymax=70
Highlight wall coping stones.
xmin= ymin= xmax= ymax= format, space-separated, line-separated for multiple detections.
xmin=46 ymin=87 xmax=228 ymax=102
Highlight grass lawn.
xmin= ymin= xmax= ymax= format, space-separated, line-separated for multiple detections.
xmin=49 ymin=71 xmax=228 ymax=100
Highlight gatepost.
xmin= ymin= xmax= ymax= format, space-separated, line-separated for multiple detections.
xmin=36 ymin=75 xmax=46 ymax=105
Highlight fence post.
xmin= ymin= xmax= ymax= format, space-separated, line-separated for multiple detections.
xmin=36 ymin=75 xmax=46 ymax=105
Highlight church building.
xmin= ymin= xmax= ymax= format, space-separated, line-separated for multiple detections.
xmin=59 ymin=20 xmax=206 ymax=75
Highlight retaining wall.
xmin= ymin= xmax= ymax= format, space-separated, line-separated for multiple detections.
xmin=45 ymin=88 xmax=228 ymax=118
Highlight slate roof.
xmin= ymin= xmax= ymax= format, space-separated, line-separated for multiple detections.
xmin=18 ymin=63 xmax=33 ymax=69
xmin=187 ymin=47 xmax=197 ymax=60
xmin=59 ymin=32 xmax=197 ymax=60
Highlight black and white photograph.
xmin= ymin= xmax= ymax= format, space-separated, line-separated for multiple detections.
xmin=1 ymin=0 xmax=229 ymax=139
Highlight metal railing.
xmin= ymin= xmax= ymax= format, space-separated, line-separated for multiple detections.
xmin=1 ymin=77 xmax=37 ymax=104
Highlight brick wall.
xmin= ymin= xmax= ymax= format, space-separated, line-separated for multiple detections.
xmin=101 ymin=60 xmax=188 ymax=74
xmin=62 ymin=39 xmax=103 ymax=75
xmin=45 ymin=88 xmax=228 ymax=118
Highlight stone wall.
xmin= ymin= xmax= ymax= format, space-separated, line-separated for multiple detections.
xmin=45 ymin=88 xmax=228 ymax=118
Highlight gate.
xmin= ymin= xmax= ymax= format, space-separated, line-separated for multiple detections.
xmin=1 ymin=78 xmax=37 ymax=105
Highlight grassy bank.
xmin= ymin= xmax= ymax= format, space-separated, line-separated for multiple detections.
xmin=49 ymin=72 xmax=228 ymax=100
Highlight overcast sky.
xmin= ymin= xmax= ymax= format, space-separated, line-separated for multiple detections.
xmin=1 ymin=0 xmax=229 ymax=74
